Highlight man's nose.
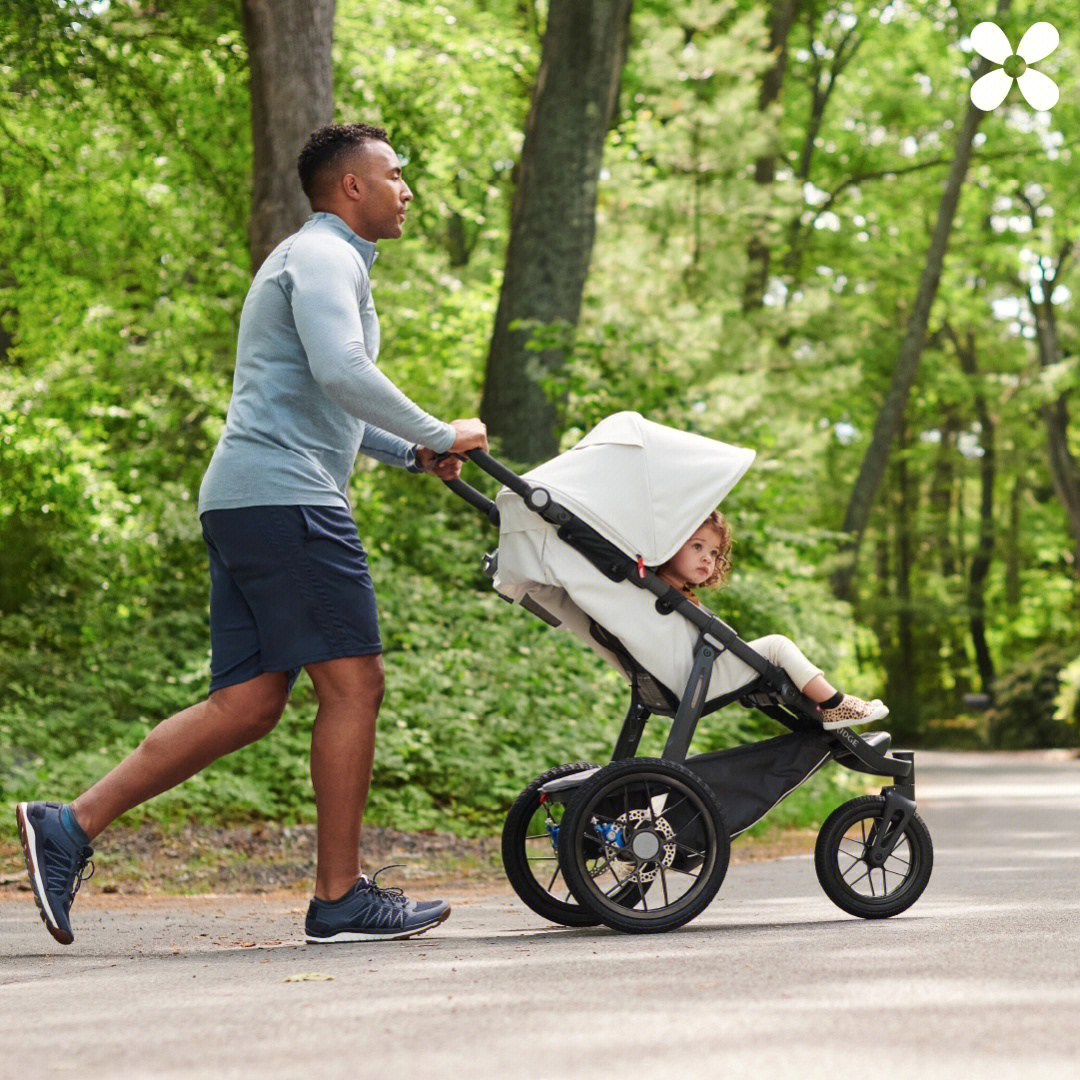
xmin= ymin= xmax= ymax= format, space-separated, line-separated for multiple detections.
xmin=402 ymin=184 xmax=414 ymax=202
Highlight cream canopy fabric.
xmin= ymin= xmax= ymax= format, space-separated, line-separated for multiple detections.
xmin=497 ymin=411 xmax=755 ymax=566
xmin=491 ymin=412 xmax=759 ymax=702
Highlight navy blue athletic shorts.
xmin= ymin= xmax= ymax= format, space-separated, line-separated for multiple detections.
xmin=200 ymin=505 xmax=382 ymax=694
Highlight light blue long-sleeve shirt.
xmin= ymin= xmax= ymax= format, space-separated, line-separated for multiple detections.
xmin=197 ymin=212 xmax=457 ymax=515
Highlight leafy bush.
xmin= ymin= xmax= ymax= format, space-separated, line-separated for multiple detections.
xmin=1 ymin=448 xmax=872 ymax=834
xmin=985 ymin=645 xmax=1080 ymax=750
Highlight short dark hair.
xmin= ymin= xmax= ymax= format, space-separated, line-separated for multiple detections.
xmin=297 ymin=122 xmax=391 ymax=201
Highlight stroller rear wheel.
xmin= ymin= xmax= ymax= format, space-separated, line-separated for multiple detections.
xmin=502 ymin=762 xmax=609 ymax=926
xmin=815 ymin=795 xmax=933 ymax=919
xmin=557 ymin=758 xmax=729 ymax=934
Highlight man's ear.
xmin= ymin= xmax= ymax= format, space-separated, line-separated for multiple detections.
xmin=341 ymin=171 xmax=364 ymax=202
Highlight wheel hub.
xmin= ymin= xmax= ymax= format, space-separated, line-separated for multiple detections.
xmin=606 ymin=808 xmax=676 ymax=882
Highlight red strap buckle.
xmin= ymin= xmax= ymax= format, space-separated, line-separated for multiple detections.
xmin=636 ymin=555 xmax=646 ymax=579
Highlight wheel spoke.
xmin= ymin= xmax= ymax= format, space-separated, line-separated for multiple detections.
xmin=669 ymin=807 xmax=704 ymax=843
xmin=658 ymin=794 xmax=691 ymax=822
xmin=643 ymin=778 xmax=656 ymax=825
xmin=603 ymin=863 xmax=631 ymax=897
xmin=546 ymin=863 xmax=561 ymax=892
xmin=658 ymin=862 xmax=670 ymax=906
xmin=837 ymin=854 xmax=860 ymax=875
xmin=844 ymin=864 xmax=871 ymax=889
xmin=663 ymin=864 xmax=701 ymax=879
xmin=673 ymin=840 xmax=706 ymax=861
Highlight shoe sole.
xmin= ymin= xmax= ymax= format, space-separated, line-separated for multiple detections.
xmin=305 ymin=904 xmax=451 ymax=944
xmin=16 ymin=803 xmax=73 ymax=946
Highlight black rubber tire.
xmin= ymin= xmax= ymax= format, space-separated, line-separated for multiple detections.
xmin=557 ymin=758 xmax=729 ymax=934
xmin=502 ymin=762 xmax=607 ymax=927
xmin=815 ymin=795 xmax=933 ymax=919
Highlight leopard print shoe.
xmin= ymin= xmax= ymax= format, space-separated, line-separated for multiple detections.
xmin=818 ymin=694 xmax=889 ymax=730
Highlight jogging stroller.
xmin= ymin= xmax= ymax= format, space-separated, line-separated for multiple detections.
xmin=440 ymin=412 xmax=932 ymax=934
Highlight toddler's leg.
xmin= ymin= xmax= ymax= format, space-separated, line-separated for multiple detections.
xmin=747 ymin=635 xmax=823 ymax=692
xmin=747 ymin=635 xmax=888 ymax=729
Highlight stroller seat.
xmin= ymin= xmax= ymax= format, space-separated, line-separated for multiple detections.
xmin=587 ymin=618 xmax=680 ymax=716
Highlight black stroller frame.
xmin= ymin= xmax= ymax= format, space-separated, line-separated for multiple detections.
xmin=443 ymin=449 xmax=931 ymax=932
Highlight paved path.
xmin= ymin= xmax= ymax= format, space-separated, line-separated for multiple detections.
xmin=3 ymin=750 xmax=1079 ymax=1079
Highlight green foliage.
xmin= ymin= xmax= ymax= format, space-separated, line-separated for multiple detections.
xmin=2 ymin=0 xmax=1079 ymax=837
xmin=1055 ymin=655 xmax=1080 ymax=732
xmin=985 ymin=644 xmax=1080 ymax=749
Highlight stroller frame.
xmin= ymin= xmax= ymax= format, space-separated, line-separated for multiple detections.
xmin=445 ymin=448 xmax=930 ymax=931
xmin=445 ymin=448 xmax=916 ymax=815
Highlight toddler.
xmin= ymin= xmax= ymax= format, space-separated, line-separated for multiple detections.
xmin=655 ymin=510 xmax=888 ymax=730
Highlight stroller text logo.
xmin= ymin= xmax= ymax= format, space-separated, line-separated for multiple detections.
xmin=970 ymin=21 xmax=1060 ymax=112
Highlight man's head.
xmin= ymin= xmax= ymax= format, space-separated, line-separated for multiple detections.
xmin=297 ymin=123 xmax=413 ymax=242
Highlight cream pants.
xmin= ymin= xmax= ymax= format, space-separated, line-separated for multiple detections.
xmin=706 ymin=633 xmax=823 ymax=699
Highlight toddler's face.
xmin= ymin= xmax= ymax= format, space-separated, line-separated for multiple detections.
xmin=666 ymin=527 xmax=722 ymax=587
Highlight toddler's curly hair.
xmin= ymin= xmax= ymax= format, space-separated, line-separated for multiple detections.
xmin=657 ymin=510 xmax=733 ymax=597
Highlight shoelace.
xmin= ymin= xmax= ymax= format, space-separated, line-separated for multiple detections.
xmin=70 ymin=847 xmax=95 ymax=903
xmin=359 ymin=864 xmax=408 ymax=907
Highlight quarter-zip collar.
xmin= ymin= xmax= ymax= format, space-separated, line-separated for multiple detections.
xmin=307 ymin=211 xmax=379 ymax=270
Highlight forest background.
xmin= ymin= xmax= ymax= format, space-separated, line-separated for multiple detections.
xmin=2 ymin=0 xmax=1078 ymax=838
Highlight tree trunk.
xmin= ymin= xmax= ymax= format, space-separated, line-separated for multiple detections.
xmin=743 ymin=0 xmax=801 ymax=311
xmin=830 ymin=0 xmax=1010 ymax=600
xmin=927 ymin=406 xmax=960 ymax=578
xmin=950 ymin=326 xmax=996 ymax=695
xmin=241 ymin=0 xmax=336 ymax=274
xmin=1006 ymin=475 xmax=1021 ymax=607
xmin=894 ymin=423 xmax=914 ymax=687
xmin=479 ymin=0 xmax=633 ymax=463
xmin=1026 ymin=271 xmax=1080 ymax=573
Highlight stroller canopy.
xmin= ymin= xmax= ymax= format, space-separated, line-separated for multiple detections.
xmin=492 ymin=413 xmax=757 ymax=707
xmin=499 ymin=411 xmax=755 ymax=566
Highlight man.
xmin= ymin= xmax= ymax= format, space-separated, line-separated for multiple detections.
xmin=17 ymin=122 xmax=488 ymax=945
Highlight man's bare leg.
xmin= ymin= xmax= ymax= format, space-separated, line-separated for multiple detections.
xmin=70 ymin=671 xmax=290 ymax=840
xmin=305 ymin=654 xmax=384 ymax=901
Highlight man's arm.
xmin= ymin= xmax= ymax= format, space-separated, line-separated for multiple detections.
xmin=286 ymin=238 xmax=456 ymax=453
xmin=358 ymin=424 xmax=425 ymax=472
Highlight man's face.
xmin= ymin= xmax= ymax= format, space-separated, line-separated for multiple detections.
xmin=347 ymin=141 xmax=413 ymax=242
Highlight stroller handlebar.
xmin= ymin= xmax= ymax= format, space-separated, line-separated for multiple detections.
xmin=433 ymin=448 xmax=533 ymax=528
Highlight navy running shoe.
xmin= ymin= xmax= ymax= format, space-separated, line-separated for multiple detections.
xmin=16 ymin=802 xmax=95 ymax=945
xmin=305 ymin=866 xmax=450 ymax=943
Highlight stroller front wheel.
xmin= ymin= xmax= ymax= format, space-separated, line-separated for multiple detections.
xmin=815 ymin=795 xmax=933 ymax=919
xmin=557 ymin=758 xmax=729 ymax=934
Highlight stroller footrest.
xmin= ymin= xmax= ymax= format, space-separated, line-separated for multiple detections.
xmin=538 ymin=768 xmax=599 ymax=795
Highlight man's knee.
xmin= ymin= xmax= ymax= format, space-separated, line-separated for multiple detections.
xmin=209 ymin=675 xmax=289 ymax=742
xmin=306 ymin=654 xmax=385 ymax=709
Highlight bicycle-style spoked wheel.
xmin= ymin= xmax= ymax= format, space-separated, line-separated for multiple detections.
xmin=502 ymin=762 xmax=608 ymax=926
xmin=815 ymin=795 xmax=933 ymax=919
xmin=557 ymin=758 xmax=729 ymax=934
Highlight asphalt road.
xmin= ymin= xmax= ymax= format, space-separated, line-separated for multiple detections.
xmin=3 ymin=750 xmax=1079 ymax=1080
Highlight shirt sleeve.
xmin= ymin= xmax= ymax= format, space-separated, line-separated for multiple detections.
xmin=357 ymin=424 xmax=423 ymax=471
xmin=285 ymin=237 xmax=456 ymax=453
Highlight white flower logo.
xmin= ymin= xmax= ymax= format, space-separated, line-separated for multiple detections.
xmin=970 ymin=22 xmax=1059 ymax=111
